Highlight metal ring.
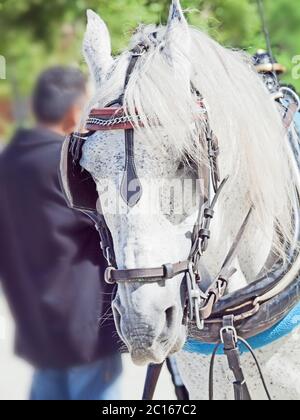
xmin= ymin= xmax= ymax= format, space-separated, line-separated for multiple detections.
xmin=280 ymin=87 xmax=300 ymax=112
xmin=104 ymin=267 xmax=116 ymax=284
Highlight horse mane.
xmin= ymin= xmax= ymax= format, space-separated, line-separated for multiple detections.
xmin=87 ymin=24 xmax=300 ymax=259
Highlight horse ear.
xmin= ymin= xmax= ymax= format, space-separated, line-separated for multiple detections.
xmin=83 ymin=9 xmax=113 ymax=87
xmin=164 ymin=0 xmax=191 ymax=61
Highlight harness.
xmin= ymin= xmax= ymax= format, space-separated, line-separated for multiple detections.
xmin=60 ymin=44 xmax=300 ymax=400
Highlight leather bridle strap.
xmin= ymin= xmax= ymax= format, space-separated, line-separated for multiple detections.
xmin=198 ymin=207 xmax=253 ymax=320
xmin=166 ymin=356 xmax=190 ymax=400
xmin=142 ymin=362 xmax=165 ymax=400
xmin=106 ymin=44 xmax=148 ymax=108
xmin=105 ymin=261 xmax=190 ymax=284
xmin=209 ymin=315 xmax=272 ymax=401
xmin=221 ymin=316 xmax=252 ymax=401
xmin=142 ymin=357 xmax=189 ymax=401
xmin=120 ymin=127 xmax=143 ymax=207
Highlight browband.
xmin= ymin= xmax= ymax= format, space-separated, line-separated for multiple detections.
xmin=85 ymin=100 xmax=206 ymax=132
xmin=86 ymin=108 xmax=139 ymax=131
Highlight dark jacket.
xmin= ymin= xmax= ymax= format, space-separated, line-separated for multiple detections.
xmin=0 ymin=128 xmax=119 ymax=369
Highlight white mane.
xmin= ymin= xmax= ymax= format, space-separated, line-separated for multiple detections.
xmin=87 ymin=24 xmax=300 ymax=259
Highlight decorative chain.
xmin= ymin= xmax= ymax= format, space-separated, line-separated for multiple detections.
xmin=87 ymin=115 xmax=141 ymax=127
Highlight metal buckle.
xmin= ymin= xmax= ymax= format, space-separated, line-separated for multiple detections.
xmin=186 ymin=262 xmax=204 ymax=330
xmin=72 ymin=132 xmax=89 ymax=141
xmin=216 ymin=277 xmax=227 ymax=297
xmin=104 ymin=267 xmax=116 ymax=285
xmin=220 ymin=326 xmax=238 ymax=344
xmin=163 ymin=263 xmax=175 ymax=279
xmin=132 ymin=45 xmax=147 ymax=57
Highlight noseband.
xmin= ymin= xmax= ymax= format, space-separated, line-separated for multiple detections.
xmin=60 ymin=43 xmax=300 ymax=401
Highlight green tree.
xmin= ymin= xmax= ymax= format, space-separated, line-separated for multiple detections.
xmin=0 ymin=0 xmax=299 ymax=98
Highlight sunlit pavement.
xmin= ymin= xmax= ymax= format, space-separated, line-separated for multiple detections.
xmin=0 ymin=293 xmax=175 ymax=400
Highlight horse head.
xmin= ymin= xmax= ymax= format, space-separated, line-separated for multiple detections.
xmin=79 ymin=0 xmax=299 ymax=365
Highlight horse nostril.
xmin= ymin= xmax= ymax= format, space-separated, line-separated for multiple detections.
xmin=165 ymin=306 xmax=176 ymax=329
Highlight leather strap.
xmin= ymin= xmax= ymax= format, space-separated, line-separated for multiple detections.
xmin=105 ymin=44 xmax=148 ymax=109
xmin=142 ymin=357 xmax=189 ymax=401
xmin=198 ymin=207 xmax=253 ymax=320
xmin=105 ymin=261 xmax=190 ymax=284
xmin=221 ymin=316 xmax=252 ymax=401
xmin=206 ymin=128 xmax=220 ymax=193
xmin=209 ymin=316 xmax=272 ymax=400
xmin=120 ymin=128 xmax=143 ymax=207
xmin=190 ymin=270 xmax=300 ymax=343
xmin=166 ymin=356 xmax=189 ymax=400
xmin=89 ymin=108 xmax=122 ymax=116
xmin=142 ymin=363 xmax=164 ymax=400
xmin=83 ymin=209 xmax=117 ymax=268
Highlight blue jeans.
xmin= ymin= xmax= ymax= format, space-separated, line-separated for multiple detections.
xmin=30 ymin=354 xmax=122 ymax=400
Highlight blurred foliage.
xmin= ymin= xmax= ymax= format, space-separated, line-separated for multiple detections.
xmin=0 ymin=0 xmax=299 ymax=99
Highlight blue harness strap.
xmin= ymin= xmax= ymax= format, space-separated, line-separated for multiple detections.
xmin=185 ymin=301 xmax=300 ymax=356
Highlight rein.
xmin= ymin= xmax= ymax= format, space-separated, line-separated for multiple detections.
xmin=60 ymin=43 xmax=300 ymax=401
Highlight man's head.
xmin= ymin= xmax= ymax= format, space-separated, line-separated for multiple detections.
xmin=32 ymin=66 xmax=86 ymax=135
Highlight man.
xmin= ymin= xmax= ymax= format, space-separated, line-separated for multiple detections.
xmin=0 ymin=67 xmax=122 ymax=400
xmin=253 ymin=50 xmax=300 ymax=136
xmin=252 ymin=49 xmax=286 ymax=95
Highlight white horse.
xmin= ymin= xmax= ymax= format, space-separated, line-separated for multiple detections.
xmin=80 ymin=1 xmax=300 ymax=400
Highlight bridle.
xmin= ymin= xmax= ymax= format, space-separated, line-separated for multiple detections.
xmin=72 ymin=44 xmax=250 ymax=324
xmin=60 ymin=42 xmax=300 ymax=401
